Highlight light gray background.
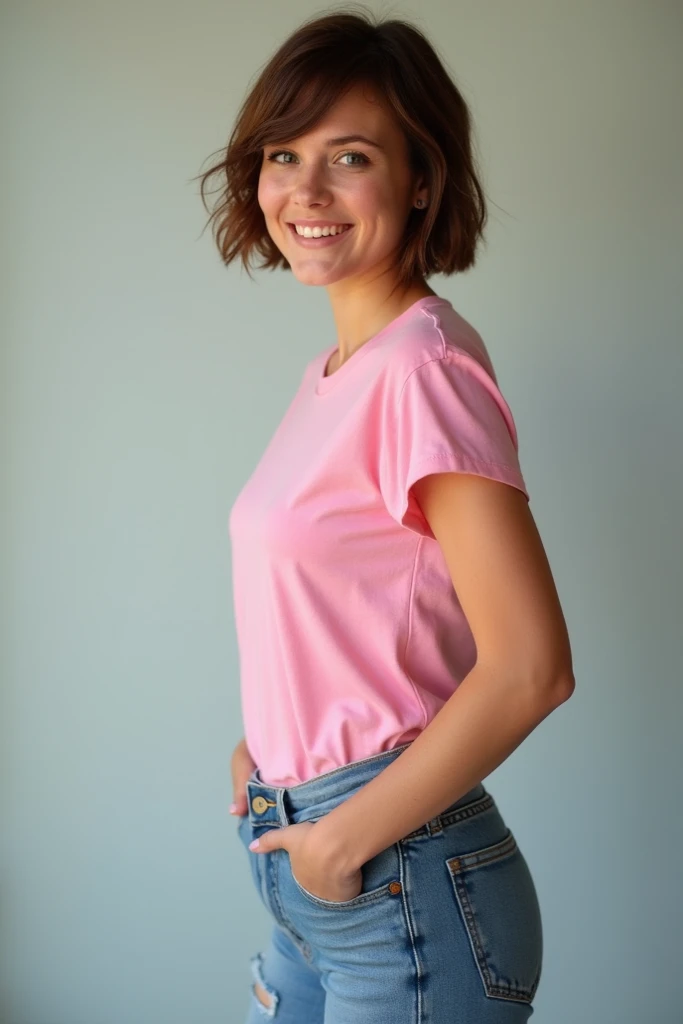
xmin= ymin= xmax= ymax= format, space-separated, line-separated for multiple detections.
xmin=2 ymin=2 xmax=682 ymax=1022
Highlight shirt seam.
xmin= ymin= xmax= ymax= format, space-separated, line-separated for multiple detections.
xmin=395 ymin=309 xmax=519 ymax=455
xmin=400 ymin=535 xmax=430 ymax=731
xmin=394 ymin=309 xmax=474 ymax=404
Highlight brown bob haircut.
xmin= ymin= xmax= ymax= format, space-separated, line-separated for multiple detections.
xmin=195 ymin=5 xmax=489 ymax=292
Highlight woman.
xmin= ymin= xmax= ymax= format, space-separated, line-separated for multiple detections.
xmin=197 ymin=9 xmax=574 ymax=1023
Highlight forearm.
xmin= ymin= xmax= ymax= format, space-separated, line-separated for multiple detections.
xmin=313 ymin=663 xmax=573 ymax=874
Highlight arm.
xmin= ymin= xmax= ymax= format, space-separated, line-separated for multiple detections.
xmin=311 ymin=472 xmax=575 ymax=875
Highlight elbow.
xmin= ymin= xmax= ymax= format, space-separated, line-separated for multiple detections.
xmin=513 ymin=659 xmax=575 ymax=712
xmin=481 ymin=652 xmax=576 ymax=711
xmin=542 ymin=669 xmax=576 ymax=709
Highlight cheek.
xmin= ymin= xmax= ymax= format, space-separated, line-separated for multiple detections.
xmin=346 ymin=179 xmax=403 ymax=228
xmin=345 ymin=178 xmax=383 ymax=212
xmin=257 ymin=174 xmax=284 ymax=217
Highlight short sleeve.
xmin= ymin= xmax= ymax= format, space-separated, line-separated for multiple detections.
xmin=379 ymin=352 xmax=530 ymax=539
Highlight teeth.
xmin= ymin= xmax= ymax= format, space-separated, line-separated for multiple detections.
xmin=294 ymin=224 xmax=351 ymax=238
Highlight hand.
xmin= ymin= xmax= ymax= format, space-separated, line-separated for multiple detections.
xmin=229 ymin=737 xmax=257 ymax=818
xmin=250 ymin=820 xmax=363 ymax=904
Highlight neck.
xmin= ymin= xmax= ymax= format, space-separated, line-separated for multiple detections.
xmin=325 ymin=278 xmax=437 ymax=367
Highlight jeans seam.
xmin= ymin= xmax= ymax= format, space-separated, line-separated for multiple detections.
xmin=396 ymin=842 xmax=423 ymax=1024
xmin=265 ymin=852 xmax=312 ymax=962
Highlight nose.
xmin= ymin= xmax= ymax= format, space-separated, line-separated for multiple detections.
xmin=289 ymin=163 xmax=333 ymax=208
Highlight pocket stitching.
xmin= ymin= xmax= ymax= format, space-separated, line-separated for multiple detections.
xmin=447 ymin=829 xmax=517 ymax=874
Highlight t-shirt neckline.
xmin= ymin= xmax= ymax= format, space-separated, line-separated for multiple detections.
xmin=314 ymin=295 xmax=452 ymax=395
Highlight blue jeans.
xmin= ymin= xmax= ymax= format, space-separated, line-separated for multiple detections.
xmin=236 ymin=742 xmax=543 ymax=1022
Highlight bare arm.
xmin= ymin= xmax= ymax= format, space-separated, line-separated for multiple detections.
xmin=310 ymin=472 xmax=575 ymax=874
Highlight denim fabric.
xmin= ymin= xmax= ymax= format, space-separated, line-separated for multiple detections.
xmin=236 ymin=742 xmax=542 ymax=1022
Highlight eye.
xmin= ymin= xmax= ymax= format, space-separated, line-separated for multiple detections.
xmin=338 ymin=151 xmax=369 ymax=166
xmin=265 ymin=150 xmax=369 ymax=167
xmin=266 ymin=150 xmax=295 ymax=164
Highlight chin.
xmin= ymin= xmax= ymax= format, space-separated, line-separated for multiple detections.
xmin=291 ymin=267 xmax=350 ymax=287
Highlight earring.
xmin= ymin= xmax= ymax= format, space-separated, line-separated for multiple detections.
xmin=415 ymin=198 xmax=427 ymax=209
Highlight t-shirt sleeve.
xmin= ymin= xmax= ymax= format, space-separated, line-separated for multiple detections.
xmin=379 ymin=352 xmax=530 ymax=539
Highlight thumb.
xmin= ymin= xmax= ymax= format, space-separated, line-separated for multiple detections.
xmin=229 ymin=784 xmax=251 ymax=817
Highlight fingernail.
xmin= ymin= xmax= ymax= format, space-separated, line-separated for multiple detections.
xmin=248 ymin=838 xmax=260 ymax=851
xmin=229 ymin=803 xmax=238 ymax=814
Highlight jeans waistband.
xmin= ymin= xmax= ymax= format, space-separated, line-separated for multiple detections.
xmin=245 ymin=742 xmax=487 ymax=833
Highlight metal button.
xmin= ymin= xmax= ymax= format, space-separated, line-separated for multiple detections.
xmin=251 ymin=795 xmax=270 ymax=814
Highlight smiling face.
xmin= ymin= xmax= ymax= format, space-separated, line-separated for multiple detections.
xmin=257 ymin=82 xmax=425 ymax=293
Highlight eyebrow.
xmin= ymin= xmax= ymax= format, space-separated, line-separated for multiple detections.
xmin=268 ymin=134 xmax=384 ymax=151
xmin=325 ymin=134 xmax=384 ymax=150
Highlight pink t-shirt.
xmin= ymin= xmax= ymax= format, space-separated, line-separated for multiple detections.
xmin=228 ymin=295 xmax=529 ymax=786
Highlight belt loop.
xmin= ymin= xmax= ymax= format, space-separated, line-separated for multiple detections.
xmin=276 ymin=787 xmax=289 ymax=827
xmin=426 ymin=815 xmax=443 ymax=837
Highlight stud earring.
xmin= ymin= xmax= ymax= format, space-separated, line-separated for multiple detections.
xmin=415 ymin=198 xmax=427 ymax=209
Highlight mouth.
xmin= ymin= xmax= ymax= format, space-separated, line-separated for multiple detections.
xmin=286 ymin=223 xmax=354 ymax=247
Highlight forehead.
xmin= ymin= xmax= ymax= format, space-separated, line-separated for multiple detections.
xmin=285 ymin=82 xmax=401 ymax=145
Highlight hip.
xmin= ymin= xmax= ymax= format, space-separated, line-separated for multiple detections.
xmin=236 ymin=742 xmax=543 ymax=1014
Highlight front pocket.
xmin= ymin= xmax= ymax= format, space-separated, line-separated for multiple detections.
xmin=289 ymin=844 xmax=401 ymax=911
xmin=290 ymin=869 xmax=395 ymax=910
xmin=446 ymin=830 xmax=543 ymax=1004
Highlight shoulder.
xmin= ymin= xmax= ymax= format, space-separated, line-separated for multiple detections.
xmin=379 ymin=301 xmax=501 ymax=399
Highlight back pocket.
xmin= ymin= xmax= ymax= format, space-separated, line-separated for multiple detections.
xmin=446 ymin=829 xmax=542 ymax=1004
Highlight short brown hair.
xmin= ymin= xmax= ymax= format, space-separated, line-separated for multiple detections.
xmin=195 ymin=6 xmax=489 ymax=290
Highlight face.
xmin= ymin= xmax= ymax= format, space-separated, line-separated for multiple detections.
xmin=257 ymin=82 xmax=425 ymax=292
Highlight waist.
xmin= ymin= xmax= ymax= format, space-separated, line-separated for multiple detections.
xmin=245 ymin=741 xmax=487 ymax=834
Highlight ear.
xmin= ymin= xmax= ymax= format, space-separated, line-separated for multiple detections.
xmin=412 ymin=171 xmax=430 ymax=206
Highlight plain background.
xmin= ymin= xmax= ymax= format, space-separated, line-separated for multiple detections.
xmin=2 ymin=1 xmax=682 ymax=1022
